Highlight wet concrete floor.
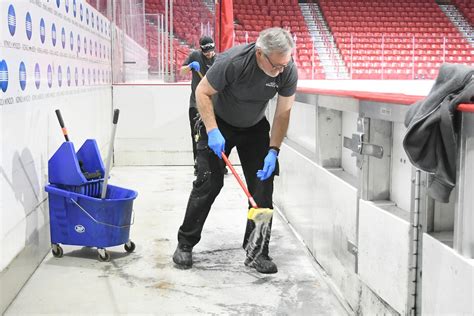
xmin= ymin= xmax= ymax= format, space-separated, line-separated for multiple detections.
xmin=6 ymin=166 xmax=348 ymax=315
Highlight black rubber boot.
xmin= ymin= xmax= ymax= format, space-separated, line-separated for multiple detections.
xmin=173 ymin=244 xmax=193 ymax=269
xmin=244 ymin=254 xmax=278 ymax=274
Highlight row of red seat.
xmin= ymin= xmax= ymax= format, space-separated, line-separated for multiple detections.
xmin=341 ymin=49 xmax=473 ymax=57
xmin=234 ymin=8 xmax=301 ymax=14
xmin=234 ymin=20 xmax=307 ymax=30
xmin=328 ymin=16 xmax=452 ymax=23
xmin=296 ymin=49 xmax=317 ymax=55
xmin=234 ymin=4 xmax=297 ymax=10
xmin=237 ymin=14 xmax=304 ymax=22
xmin=348 ymin=61 xmax=472 ymax=68
xmin=452 ymin=0 xmax=474 ymax=25
xmin=324 ymin=7 xmax=442 ymax=13
xmin=336 ymin=35 xmax=469 ymax=44
xmin=340 ymin=51 xmax=473 ymax=58
xmin=235 ymin=20 xmax=307 ymax=27
xmin=341 ymin=54 xmax=472 ymax=61
xmin=324 ymin=5 xmax=440 ymax=11
xmin=238 ymin=22 xmax=308 ymax=31
xmin=334 ymin=31 xmax=468 ymax=39
xmin=236 ymin=0 xmax=298 ymax=5
xmin=331 ymin=21 xmax=453 ymax=28
xmin=325 ymin=0 xmax=438 ymax=5
xmin=332 ymin=27 xmax=458 ymax=34
xmin=297 ymin=55 xmax=320 ymax=62
xmin=324 ymin=1 xmax=439 ymax=7
xmin=352 ymin=67 xmax=435 ymax=72
xmin=338 ymin=43 xmax=472 ymax=49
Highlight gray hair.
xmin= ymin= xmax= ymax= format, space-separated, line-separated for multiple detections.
xmin=255 ymin=27 xmax=294 ymax=55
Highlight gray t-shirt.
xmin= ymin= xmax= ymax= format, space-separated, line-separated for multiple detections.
xmin=206 ymin=43 xmax=298 ymax=128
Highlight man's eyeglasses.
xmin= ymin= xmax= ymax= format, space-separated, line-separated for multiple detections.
xmin=263 ymin=53 xmax=291 ymax=71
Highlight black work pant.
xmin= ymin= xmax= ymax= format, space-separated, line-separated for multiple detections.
xmin=177 ymin=116 xmax=278 ymax=257
xmin=188 ymin=105 xmax=199 ymax=166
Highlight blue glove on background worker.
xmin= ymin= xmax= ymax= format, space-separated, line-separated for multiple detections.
xmin=207 ymin=128 xmax=225 ymax=159
xmin=189 ymin=61 xmax=200 ymax=72
xmin=257 ymin=149 xmax=278 ymax=181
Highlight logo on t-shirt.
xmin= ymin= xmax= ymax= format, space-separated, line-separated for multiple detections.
xmin=266 ymin=82 xmax=278 ymax=88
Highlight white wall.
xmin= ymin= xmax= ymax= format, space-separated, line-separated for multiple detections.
xmin=358 ymin=200 xmax=410 ymax=314
xmin=0 ymin=1 xmax=112 ymax=313
xmin=422 ymin=234 xmax=474 ymax=315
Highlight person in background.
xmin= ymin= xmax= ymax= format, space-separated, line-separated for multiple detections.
xmin=173 ymin=27 xmax=298 ymax=274
xmin=181 ymin=36 xmax=227 ymax=176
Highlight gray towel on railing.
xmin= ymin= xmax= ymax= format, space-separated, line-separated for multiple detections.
xmin=403 ymin=63 xmax=474 ymax=203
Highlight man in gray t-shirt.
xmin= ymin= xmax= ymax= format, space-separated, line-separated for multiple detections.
xmin=173 ymin=27 xmax=298 ymax=274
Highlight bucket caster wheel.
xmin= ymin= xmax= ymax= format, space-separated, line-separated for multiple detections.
xmin=98 ymin=248 xmax=110 ymax=262
xmin=52 ymin=244 xmax=63 ymax=258
xmin=124 ymin=240 xmax=135 ymax=253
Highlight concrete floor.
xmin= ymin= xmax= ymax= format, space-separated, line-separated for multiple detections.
xmin=5 ymin=166 xmax=349 ymax=315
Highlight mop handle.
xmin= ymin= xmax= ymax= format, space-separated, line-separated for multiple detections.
xmin=196 ymin=70 xmax=204 ymax=79
xmin=101 ymin=109 xmax=120 ymax=199
xmin=221 ymin=153 xmax=258 ymax=209
xmin=55 ymin=109 xmax=70 ymax=141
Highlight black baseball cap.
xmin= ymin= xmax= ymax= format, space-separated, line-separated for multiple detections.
xmin=200 ymin=36 xmax=215 ymax=52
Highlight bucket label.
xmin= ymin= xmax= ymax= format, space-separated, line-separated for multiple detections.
xmin=74 ymin=225 xmax=85 ymax=233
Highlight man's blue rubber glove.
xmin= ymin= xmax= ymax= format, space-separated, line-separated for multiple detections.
xmin=256 ymin=149 xmax=278 ymax=181
xmin=207 ymin=128 xmax=225 ymax=159
xmin=189 ymin=61 xmax=200 ymax=72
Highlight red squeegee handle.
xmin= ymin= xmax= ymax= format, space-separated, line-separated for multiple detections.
xmin=221 ymin=152 xmax=258 ymax=209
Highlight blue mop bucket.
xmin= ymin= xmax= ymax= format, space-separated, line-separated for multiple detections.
xmin=45 ymin=184 xmax=137 ymax=248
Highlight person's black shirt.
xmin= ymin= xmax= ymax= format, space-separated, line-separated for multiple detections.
xmin=183 ymin=50 xmax=216 ymax=106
